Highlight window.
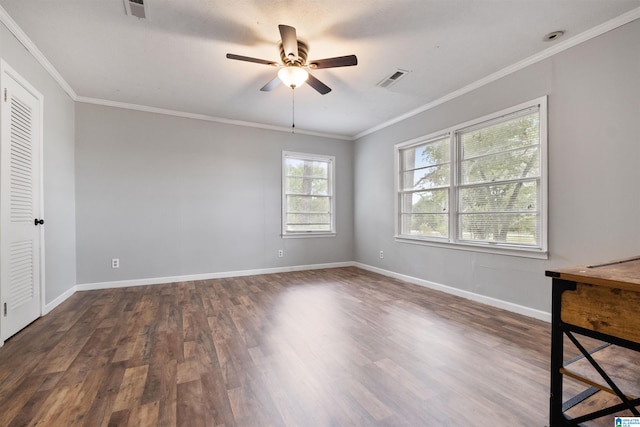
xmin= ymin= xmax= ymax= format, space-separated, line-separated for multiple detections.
xmin=282 ymin=151 xmax=335 ymax=237
xmin=396 ymin=97 xmax=547 ymax=257
xmin=399 ymin=134 xmax=451 ymax=239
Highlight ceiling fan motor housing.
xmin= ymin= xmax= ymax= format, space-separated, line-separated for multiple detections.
xmin=280 ymin=41 xmax=308 ymax=66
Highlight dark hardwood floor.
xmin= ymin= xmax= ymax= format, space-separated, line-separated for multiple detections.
xmin=0 ymin=267 xmax=619 ymax=426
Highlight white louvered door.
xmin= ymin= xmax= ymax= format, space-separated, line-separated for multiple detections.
xmin=0 ymin=65 xmax=42 ymax=342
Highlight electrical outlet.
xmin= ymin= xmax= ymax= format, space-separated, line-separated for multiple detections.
xmin=278 ymin=249 xmax=284 ymax=258
xmin=111 ymin=258 xmax=120 ymax=269
xmin=379 ymin=251 xmax=384 ymax=259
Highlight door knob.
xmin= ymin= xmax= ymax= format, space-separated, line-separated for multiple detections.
xmin=34 ymin=218 xmax=44 ymax=226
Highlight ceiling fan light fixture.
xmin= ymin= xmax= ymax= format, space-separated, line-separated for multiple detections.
xmin=278 ymin=66 xmax=309 ymax=89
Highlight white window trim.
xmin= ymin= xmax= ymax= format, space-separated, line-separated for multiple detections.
xmin=394 ymin=96 xmax=548 ymax=259
xmin=282 ymin=151 xmax=336 ymax=238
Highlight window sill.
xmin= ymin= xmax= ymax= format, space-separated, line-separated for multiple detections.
xmin=282 ymin=232 xmax=337 ymax=239
xmin=394 ymin=235 xmax=548 ymax=259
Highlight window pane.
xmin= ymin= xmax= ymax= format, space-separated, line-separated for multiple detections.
xmin=401 ymin=137 xmax=450 ymax=170
xmin=286 ymin=177 xmax=328 ymax=195
xmin=400 ymin=188 xmax=449 ymax=237
xmin=286 ymin=159 xmax=328 ymax=179
xmin=459 ymin=213 xmax=539 ymax=245
xmin=401 ymin=164 xmax=450 ymax=190
xmin=401 ymin=213 xmax=448 ymax=238
xmin=286 ymin=213 xmax=330 ymax=226
xmin=286 ymin=195 xmax=330 ymax=213
xmin=402 ymin=189 xmax=448 ymax=214
xmin=460 ymin=146 xmax=539 ymax=185
xmin=459 ymin=181 xmax=538 ymax=213
xmin=460 ymin=112 xmax=539 ymax=159
xmin=287 ymin=223 xmax=332 ymax=232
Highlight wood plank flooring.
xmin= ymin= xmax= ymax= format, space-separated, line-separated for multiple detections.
xmin=0 ymin=267 xmax=624 ymax=426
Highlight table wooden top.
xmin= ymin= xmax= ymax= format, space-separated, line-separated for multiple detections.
xmin=546 ymin=255 xmax=640 ymax=292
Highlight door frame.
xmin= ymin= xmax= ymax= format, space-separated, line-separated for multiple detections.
xmin=0 ymin=59 xmax=45 ymax=346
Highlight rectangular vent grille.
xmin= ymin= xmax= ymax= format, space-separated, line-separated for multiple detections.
xmin=124 ymin=0 xmax=147 ymax=19
xmin=377 ymin=69 xmax=409 ymax=88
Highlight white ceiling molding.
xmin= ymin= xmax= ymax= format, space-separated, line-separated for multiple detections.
xmin=0 ymin=3 xmax=351 ymax=140
xmin=75 ymin=96 xmax=354 ymax=141
xmin=354 ymin=7 xmax=640 ymax=140
xmin=0 ymin=5 xmax=76 ymax=100
xmin=0 ymin=4 xmax=638 ymax=142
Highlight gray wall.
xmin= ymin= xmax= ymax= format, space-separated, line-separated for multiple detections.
xmin=354 ymin=19 xmax=640 ymax=313
xmin=4 ymin=11 xmax=637 ymax=317
xmin=0 ymin=22 xmax=77 ymax=305
xmin=75 ymin=104 xmax=354 ymax=284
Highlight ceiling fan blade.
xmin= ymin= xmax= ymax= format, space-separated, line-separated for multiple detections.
xmin=279 ymin=24 xmax=298 ymax=61
xmin=309 ymin=55 xmax=358 ymax=69
xmin=260 ymin=76 xmax=281 ymax=92
xmin=307 ymin=73 xmax=331 ymax=95
xmin=226 ymin=53 xmax=277 ymax=66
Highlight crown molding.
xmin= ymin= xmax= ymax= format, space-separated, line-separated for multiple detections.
xmin=1 ymin=3 xmax=637 ymax=142
xmin=354 ymin=7 xmax=640 ymax=140
xmin=0 ymin=5 xmax=76 ymax=100
xmin=75 ymin=96 xmax=353 ymax=141
xmin=0 ymin=4 xmax=352 ymax=141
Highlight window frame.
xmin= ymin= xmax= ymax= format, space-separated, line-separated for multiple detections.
xmin=282 ymin=151 xmax=336 ymax=238
xmin=394 ymin=97 xmax=548 ymax=258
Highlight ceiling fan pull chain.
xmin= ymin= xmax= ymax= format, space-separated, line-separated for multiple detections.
xmin=291 ymin=88 xmax=295 ymax=133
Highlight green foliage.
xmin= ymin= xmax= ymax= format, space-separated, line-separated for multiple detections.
xmin=285 ymin=158 xmax=331 ymax=231
xmin=459 ymin=113 xmax=539 ymax=244
xmin=402 ymin=190 xmax=449 ymax=237
xmin=401 ymin=112 xmax=541 ymax=245
xmin=400 ymin=136 xmax=451 ymax=237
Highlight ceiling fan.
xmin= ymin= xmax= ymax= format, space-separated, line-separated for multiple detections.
xmin=226 ymin=24 xmax=357 ymax=95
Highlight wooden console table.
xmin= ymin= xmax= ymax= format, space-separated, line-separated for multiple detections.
xmin=546 ymin=256 xmax=640 ymax=425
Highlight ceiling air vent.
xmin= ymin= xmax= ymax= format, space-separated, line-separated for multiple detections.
xmin=124 ymin=0 xmax=147 ymax=19
xmin=376 ymin=69 xmax=409 ymax=88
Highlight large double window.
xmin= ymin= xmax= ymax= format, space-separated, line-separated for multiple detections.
xmin=396 ymin=97 xmax=547 ymax=257
xmin=282 ymin=151 xmax=335 ymax=237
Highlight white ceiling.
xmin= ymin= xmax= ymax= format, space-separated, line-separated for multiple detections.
xmin=1 ymin=0 xmax=639 ymax=139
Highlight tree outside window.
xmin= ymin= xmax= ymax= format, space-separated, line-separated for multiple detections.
xmin=283 ymin=152 xmax=335 ymax=236
xmin=396 ymin=98 xmax=547 ymax=255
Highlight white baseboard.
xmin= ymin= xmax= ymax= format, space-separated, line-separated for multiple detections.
xmin=44 ymin=285 xmax=77 ymax=314
xmin=354 ymin=262 xmax=551 ymax=323
xmin=48 ymin=261 xmax=548 ymax=324
xmin=76 ymin=261 xmax=354 ymax=291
